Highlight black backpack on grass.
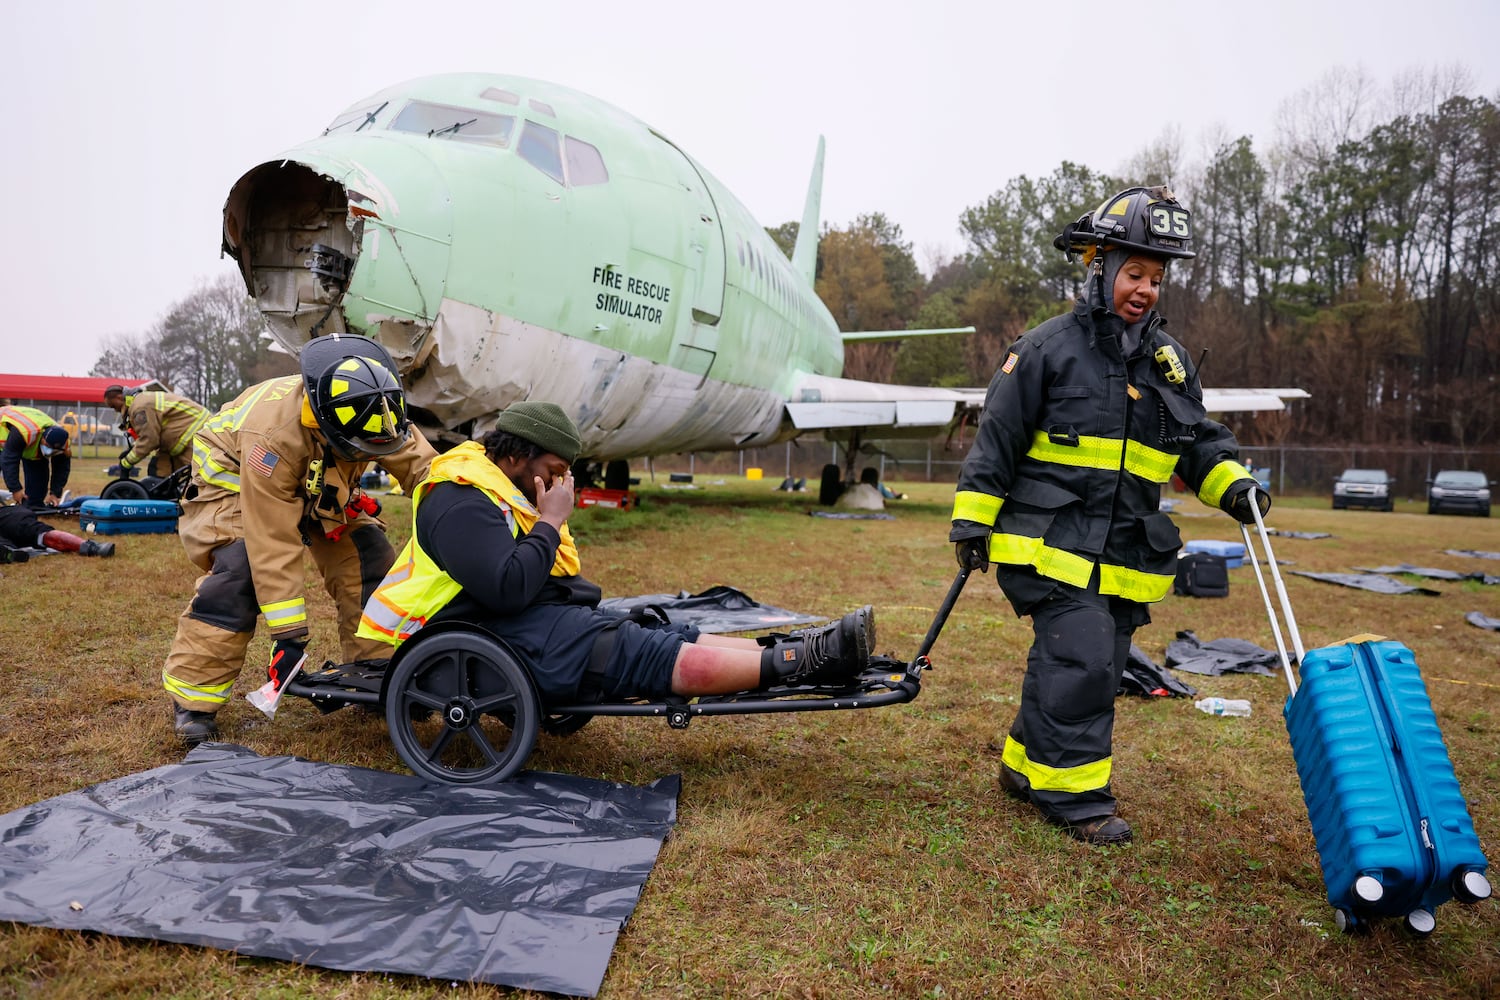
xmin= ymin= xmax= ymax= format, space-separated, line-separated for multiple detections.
xmin=1174 ymin=552 xmax=1229 ymax=598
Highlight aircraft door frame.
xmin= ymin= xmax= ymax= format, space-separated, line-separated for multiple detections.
xmin=650 ymin=131 xmax=726 ymax=326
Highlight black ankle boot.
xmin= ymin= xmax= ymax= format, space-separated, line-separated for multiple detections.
xmin=80 ymin=539 xmax=115 ymax=558
xmin=767 ymin=606 xmax=875 ymax=686
xmin=174 ymin=706 xmax=219 ymax=746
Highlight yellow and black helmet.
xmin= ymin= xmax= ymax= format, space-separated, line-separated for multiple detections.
xmin=1054 ymin=185 xmax=1196 ymax=261
xmin=300 ymin=334 xmax=410 ymax=459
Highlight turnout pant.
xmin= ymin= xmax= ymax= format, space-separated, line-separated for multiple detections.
xmin=161 ymin=491 xmax=396 ymax=713
xmin=997 ymin=568 xmax=1148 ymax=824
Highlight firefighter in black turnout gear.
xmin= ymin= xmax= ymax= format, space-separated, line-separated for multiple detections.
xmin=950 ymin=186 xmax=1269 ymax=845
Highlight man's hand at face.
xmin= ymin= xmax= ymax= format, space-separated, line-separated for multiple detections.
xmin=535 ymin=471 xmax=575 ymax=528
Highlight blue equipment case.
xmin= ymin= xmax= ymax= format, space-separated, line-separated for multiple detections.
xmin=79 ymin=498 xmax=180 ymax=535
xmin=1240 ymin=495 xmax=1491 ymax=935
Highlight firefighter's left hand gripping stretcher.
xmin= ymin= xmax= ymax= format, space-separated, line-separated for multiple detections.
xmin=283 ymin=570 xmax=971 ymax=785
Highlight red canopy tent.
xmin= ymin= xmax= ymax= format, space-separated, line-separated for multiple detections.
xmin=0 ymin=374 xmax=167 ymax=446
xmin=0 ymin=375 xmax=163 ymax=406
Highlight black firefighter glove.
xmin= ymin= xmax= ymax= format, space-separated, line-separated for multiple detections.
xmin=954 ymin=534 xmax=991 ymax=573
xmin=1222 ymin=480 xmax=1272 ymax=525
xmin=268 ymin=635 xmax=310 ymax=693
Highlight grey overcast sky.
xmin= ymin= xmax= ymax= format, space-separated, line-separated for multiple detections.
xmin=3 ymin=0 xmax=1497 ymax=376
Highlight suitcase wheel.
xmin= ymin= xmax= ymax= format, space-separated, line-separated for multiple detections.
xmin=1352 ymin=874 xmax=1384 ymax=905
xmin=1333 ymin=908 xmax=1359 ymax=934
xmin=1404 ymin=909 xmax=1436 ymax=937
xmin=1453 ymin=869 xmax=1492 ymax=904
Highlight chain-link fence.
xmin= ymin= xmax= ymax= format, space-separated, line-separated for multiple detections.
xmin=643 ymin=438 xmax=1500 ymax=501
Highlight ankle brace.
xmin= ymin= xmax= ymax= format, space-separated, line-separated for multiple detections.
xmin=759 ymin=638 xmax=805 ymax=686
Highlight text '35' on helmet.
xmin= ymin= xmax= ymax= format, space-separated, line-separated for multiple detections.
xmin=300 ymin=334 xmax=410 ymax=459
xmin=1053 ymin=185 xmax=1197 ymax=261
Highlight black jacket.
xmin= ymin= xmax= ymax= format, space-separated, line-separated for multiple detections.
xmin=950 ymin=299 xmax=1251 ymax=603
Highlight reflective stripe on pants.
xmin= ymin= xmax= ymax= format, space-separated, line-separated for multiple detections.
xmin=1002 ymin=579 xmax=1145 ymax=824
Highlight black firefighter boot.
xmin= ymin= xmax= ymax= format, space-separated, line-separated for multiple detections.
xmin=762 ymin=606 xmax=876 ymax=687
xmin=174 ymin=706 xmax=220 ymax=747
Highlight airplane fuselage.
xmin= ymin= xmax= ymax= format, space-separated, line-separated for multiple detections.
xmin=224 ymin=73 xmax=848 ymax=458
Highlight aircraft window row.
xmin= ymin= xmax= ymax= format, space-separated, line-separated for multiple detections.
xmin=735 ymin=232 xmax=808 ymax=322
xmin=390 ymin=100 xmax=515 ymax=147
xmin=370 ymin=97 xmax=608 ymax=188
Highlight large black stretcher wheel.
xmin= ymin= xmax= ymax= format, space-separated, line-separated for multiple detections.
xmin=283 ymin=569 xmax=970 ymax=785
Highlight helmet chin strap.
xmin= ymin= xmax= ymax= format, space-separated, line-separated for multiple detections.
xmin=1089 ymin=257 xmax=1109 ymax=311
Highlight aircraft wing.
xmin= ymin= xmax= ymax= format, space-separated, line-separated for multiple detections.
xmin=1201 ymin=387 xmax=1310 ymax=413
xmin=784 ymin=374 xmax=976 ymax=432
xmin=783 ymin=377 xmax=1308 ymax=434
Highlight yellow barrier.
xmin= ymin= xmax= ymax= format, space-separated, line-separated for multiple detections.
xmin=746 ymin=467 xmax=762 ymax=481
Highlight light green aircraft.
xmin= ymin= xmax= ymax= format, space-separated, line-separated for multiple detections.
xmin=222 ymin=73 xmax=1304 ymax=491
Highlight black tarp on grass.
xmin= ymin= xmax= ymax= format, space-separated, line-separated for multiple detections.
xmin=599 ymin=584 xmax=825 ymax=633
xmin=0 ymin=744 xmax=678 ymax=997
xmin=1467 ymin=611 xmax=1500 ymax=631
xmin=1289 ymin=571 xmax=1442 ymax=596
xmin=1164 ymin=630 xmax=1280 ymax=677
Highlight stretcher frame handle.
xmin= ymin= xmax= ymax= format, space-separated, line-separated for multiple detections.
xmin=911 ymin=566 xmax=972 ymax=669
xmin=1238 ymin=486 xmax=1305 ymax=696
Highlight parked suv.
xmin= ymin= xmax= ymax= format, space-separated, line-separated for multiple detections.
xmin=1426 ymin=470 xmax=1492 ymax=517
xmin=1332 ymin=468 xmax=1394 ymax=511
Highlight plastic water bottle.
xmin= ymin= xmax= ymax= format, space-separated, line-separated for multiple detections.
xmin=1195 ymin=697 xmax=1252 ymax=717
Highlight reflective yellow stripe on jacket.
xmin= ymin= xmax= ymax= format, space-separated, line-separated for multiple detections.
xmin=357 ymin=442 xmax=585 ymax=645
xmin=0 ymin=406 xmax=54 ymax=459
xmin=1025 ymin=431 xmax=1177 ymax=483
xmin=1198 ymin=459 xmax=1255 ymax=508
xmin=951 ymin=490 xmax=1003 ymax=526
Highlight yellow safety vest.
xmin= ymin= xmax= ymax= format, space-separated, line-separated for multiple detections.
xmin=0 ymin=406 xmax=58 ymax=461
xmin=357 ymin=441 xmax=581 ymax=645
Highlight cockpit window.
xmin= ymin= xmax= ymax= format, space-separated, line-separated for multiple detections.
xmin=480 ymin=87 xmax=520 ymax=105
xmin=529 ymin=99 xmax=557 ymax=118
xmin=518 ymin=120 xmax=565 ymax=184
xmin=324 ymin=99 xmax=390 ymax=135
xmin=389 ymin=100 xmax=515 ymax=147
xmin=564 ymin=137 xmax=609 ymax=186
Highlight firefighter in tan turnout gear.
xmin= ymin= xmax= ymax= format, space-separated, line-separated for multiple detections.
xmin=163 ymin=335 xmax=436 ymax=745
xmin=102 ymin=384 xmax=210 ymax=476
xmin=950 ymin=186 xmax=1269 ymax=845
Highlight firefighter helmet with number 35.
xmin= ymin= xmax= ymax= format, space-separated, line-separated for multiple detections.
xmin=300 ymin=334 xmax=411 ymax=459
xmin=1053 ymin=186 xmax=1196 ymax=261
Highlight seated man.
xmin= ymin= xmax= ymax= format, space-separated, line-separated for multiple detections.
xmin=358 ymin=401 xmax=874 ymax=704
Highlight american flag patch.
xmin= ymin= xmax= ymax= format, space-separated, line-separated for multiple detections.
xmin=248 ymin=442 xmax=280 ymax=478
xmin=1001 ymin=352 xmax=1019 ymax=374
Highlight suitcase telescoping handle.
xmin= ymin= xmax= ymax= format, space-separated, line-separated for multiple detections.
xmin=1239 ymin=486 xmax=1306 ymax=697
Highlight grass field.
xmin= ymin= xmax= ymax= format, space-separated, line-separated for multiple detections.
xmin=2 ymin=466 xmax=1497 ymax=999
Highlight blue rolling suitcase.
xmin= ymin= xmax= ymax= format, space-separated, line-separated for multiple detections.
xmin=1240 ymin=494 xmax=1491 ymax=935
xmin=78 ymin=498 xmax=181 ymax=535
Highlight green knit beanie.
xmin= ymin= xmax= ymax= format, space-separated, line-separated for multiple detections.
xmin=493 ymin=401 xmax=582 ymax=463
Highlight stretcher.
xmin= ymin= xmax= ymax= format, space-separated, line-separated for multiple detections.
xmin=284 ymin=569 xmax=970 ymax=785
xmin=1241 ymin=492 xmax=1490 ymax=935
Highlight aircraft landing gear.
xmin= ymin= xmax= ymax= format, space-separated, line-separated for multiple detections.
xmin=604 ymin=460 xmax=631 ymax=491
xmin=819 ymin=464 xmax=843 ymax=505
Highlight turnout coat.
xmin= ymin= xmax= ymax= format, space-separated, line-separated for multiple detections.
xmin=950 ymin=299 xmax=1253 ymax=604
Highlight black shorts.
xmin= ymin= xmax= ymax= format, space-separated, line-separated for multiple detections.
xmin=472 ymin=604 xmax=701 ymax=704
